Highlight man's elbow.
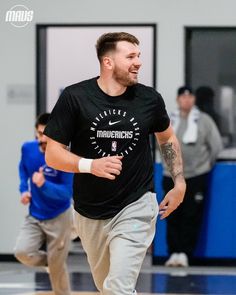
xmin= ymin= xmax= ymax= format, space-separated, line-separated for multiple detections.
xmin=45 ymin=148 xmax=55 ymax=168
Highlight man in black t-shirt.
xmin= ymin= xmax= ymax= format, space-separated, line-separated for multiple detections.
xmin=44 ymin=32 xmax=186 ymax=295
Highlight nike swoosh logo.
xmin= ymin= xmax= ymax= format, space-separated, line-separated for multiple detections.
xmin=109 ymin=120 xmax=121 ymax=126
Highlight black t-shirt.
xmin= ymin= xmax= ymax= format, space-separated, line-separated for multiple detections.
xmin=44 ymin=77 xmax=170 ymax=219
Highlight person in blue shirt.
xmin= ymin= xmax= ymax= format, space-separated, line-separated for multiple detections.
xmin=14 ymin=113 xmax=74 ymax=295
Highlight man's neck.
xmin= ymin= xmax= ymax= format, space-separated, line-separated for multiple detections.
xmin=97 ymin=77 xmax=127 ymax=97
xmin=180 ymin=109 xmax=191 ymax=118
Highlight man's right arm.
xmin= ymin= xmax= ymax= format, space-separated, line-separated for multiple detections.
xmin=45 ymin=137 xmax=123 ymax=180
xmin=45 ymin=137 xmax=80 ymax=173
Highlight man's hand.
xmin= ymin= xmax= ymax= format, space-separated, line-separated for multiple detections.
xmin=159 ymin=183 xmax=186 ymax=219
xmin=21 ymin=191 xmax=31 ymax=205
xmin=91 ymin=156 xmax=123 ymax=180
xmin=32 ymin=167 xmax=45 ymax=187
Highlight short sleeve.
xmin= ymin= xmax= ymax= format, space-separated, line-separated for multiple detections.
xmin=150 ymin=91 xmax=170 ymax=133
xmin=44 ymin=88 xmax=78 ymax=145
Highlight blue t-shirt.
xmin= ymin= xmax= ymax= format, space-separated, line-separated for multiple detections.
xmin=19 ymin=140 xmax=73 ymax=220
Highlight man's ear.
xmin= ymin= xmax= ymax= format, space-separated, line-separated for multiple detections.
xmin=102 ymin=56 xmax=114 ymax=70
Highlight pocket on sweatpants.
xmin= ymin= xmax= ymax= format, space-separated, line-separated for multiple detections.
xmin=148 ymin=192 xmax=159 ymax=220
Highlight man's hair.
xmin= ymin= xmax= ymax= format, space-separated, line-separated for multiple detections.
xmin=96 ymin=32 xmax=139 ymax=62
xmin=35 ymin=113 xmax=50 ymax=128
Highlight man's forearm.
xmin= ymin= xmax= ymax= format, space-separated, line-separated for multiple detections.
xmin=156 ymin=128 xmax=186 ymax=218
xmin=160 ymin=138 xmax=185 ymax=184
xmin=45 ymin=142 xmax=80 ymax=173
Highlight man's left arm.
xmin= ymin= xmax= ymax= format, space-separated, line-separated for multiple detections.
xmin=32 ymin=167 xmax=73 ymax=202
xmin=155 ymin=125 xmax=186 ymax=219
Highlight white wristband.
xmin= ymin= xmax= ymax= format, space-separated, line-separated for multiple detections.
xmin=78 ymin=158 xmax=93 ymax=173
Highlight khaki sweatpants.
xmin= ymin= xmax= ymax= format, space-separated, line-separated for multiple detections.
xmin=74 ymin=191 xmax=159 ymax=295
xmin=14 ymin=206 xmax=73 ymax=295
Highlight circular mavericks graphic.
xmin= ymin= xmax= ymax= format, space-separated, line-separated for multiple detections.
xmin=90 ymin=109 xmax=140 ymax=157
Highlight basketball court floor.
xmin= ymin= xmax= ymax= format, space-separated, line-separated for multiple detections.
xmin=1 ymin=246 xmax=236 ymax=295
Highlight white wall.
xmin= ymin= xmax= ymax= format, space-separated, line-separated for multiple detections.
xmin=0 ymin=0 xmax=236 ymax=254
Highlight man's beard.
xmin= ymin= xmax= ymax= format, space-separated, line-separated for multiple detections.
xmin=112 ymin=66 xmax=138 ymax=87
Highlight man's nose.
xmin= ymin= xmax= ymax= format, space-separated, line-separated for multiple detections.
xmin=134 ymin=57 xmax=142 ymax=67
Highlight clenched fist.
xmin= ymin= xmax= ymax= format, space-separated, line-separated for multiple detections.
xmin=91 ymin=156 xmax=123 ymax=180
xmin=21 ymin=191 xmax=31 ymax=205
xmin=32 ymin=167 xmax=45 ymax=187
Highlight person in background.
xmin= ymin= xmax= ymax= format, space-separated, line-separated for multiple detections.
xmin=163 ymin=86 xmax=223 ymax=267
xmin=14 ymin=113 xmax=73 ymax=295
xmin=43 ymin=32 xmax=186 ymax=295
xmin=195 ymin=85 xmax=220 ymax=129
